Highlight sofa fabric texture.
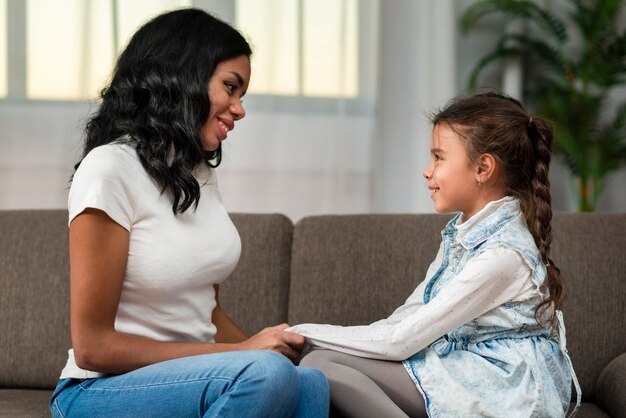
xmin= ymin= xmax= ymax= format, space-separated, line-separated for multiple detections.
xmin=550 ymin=214 xmax=626 ymax=401
xmin=0 ymin=210 xmax=71 ymax=390
xmin=1 ymin=210 xmax=624 ymax=418
xmin=288 ymin=214 xmax=451 ymax=326
xmin=220 ymin=213 xmax=293 ymax=336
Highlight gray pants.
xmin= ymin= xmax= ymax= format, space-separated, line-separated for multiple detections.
xmin=300 ymin=349 xmax=427 ymax=418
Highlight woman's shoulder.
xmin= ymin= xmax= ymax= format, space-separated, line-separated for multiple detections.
xmin=78 ymin=142 xmax=141 ymax=177
xmin=69 ymin=142 xmax=144 ymax=229
xmin=82 ymin=142 xmax=139 ymax=164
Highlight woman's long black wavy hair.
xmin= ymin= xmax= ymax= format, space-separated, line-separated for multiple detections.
xmin=76 ymin=8 xmax=251 ymax=214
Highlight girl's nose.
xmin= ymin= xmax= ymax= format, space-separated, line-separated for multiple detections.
xmin=423 ymin=166 xmax=432 ymax=180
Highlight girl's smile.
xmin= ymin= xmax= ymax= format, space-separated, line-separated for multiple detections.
xmin=423 ymin=123 xmax=483 ymax=220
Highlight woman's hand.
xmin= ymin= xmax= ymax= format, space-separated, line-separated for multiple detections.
xmin=237 ymin=324 xmax=305 ymax=359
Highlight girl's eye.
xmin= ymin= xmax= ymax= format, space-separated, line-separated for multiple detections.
xmin=434 ymin=154 xmax=442 ymax=161
xmin=225 ymin=82 xmax=236 ymax=92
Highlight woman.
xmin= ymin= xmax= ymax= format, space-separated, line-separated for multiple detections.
xmin=49 ymin=8 xmax=329 ymax=418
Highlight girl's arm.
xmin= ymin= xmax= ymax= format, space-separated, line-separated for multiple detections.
xmin=212 ymin=284 xmax=247 ymax=343
xmin=70 ymin=209 xmax=303 ymax=375
xmin=288 ymin=247 xmax=532 ymax=361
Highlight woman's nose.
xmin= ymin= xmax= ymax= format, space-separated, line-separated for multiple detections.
xmin=231 ymin=100 xmax=246 ymax=120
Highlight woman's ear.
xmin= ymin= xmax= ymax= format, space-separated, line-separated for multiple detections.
xmin=475 ymin=153 xmax=498 ymax=184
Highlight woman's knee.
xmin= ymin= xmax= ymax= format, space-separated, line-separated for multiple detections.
xmin=205 ymin=351 xmax=301 ymax=416
xmin=243 ymin=352 xmax=330 ymax=403
xmin=297 ymin=367 xmax=330 ymax=397
xmin=297 ymin=365 xmax=327 ymax=379
xmin=239 ymin=351 xmax=301 ymax=393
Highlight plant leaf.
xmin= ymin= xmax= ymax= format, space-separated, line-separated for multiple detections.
xmin=460 ymin=0 xmax=568 ymax=43
xmin=497 ymin=33 xmax=569 ymax=79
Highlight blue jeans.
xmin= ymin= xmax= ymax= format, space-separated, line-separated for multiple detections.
xmin=50 ymin=350 xmax=329 ymax=417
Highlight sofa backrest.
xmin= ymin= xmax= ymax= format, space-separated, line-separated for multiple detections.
xmin=220 ymin=213 xmax=293 ymax=336
xmin=289 ymin=214 xmax=451 ymax=325
xmin=0 ymin=210 xmax=71 ymax=390
xmin=288 ymin=213 xmax=626 ymax=401
xmin=2 ymin=209 xmax=624 ymax=401
xmin=551 ymin=213 xmax=626 ymax=399
xmin=0 ymin=210 xmax=293 ymax=389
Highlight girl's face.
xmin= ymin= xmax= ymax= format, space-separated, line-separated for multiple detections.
xmin=200 ymin=55 xmax=251 ymax=151
xmin=422 ymin=123 xmax=483 ymax=220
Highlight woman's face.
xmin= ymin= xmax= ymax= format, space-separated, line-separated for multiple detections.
xmin=200 ymin=55 xmax=251 ymax=151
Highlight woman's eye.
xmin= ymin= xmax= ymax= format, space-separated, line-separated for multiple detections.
xmin=225 ymin=82 xmax=236 ymax=92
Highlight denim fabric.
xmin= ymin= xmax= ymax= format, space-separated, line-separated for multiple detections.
xmin=50 ymin=350 xmax=329 ymax=418
xmin=403 ymin=199 xmax=580 ymax=418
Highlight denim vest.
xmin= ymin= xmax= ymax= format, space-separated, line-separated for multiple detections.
xmin=403 ymin=198 xmax=580 ymax=418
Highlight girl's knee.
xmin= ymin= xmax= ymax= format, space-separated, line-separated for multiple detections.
xmin=299 ymin=349 xmax=337 ymax=372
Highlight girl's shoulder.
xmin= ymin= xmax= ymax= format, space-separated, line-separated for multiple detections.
xmin=480 ymin=214 xmax=543 ymax=271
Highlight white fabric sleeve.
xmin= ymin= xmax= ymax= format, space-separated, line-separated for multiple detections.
xmin=68 ymin=146 xmax=139 ymax=230
xmin=287 ymin=247 xmax=532 ymax=361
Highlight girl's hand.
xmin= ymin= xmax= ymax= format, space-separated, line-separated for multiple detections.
xmin=237 ymin=324 xmax=305 ymax=359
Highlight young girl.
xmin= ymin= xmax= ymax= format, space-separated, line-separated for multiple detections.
xmin=49 ymin=9 xmax=329 ymax=418
xmin=289 ymin=92 xmax=580 ymax=417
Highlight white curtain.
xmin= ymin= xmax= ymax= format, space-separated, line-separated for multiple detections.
xmin=0 ymin=0 xmax=191 ymax=209
xmin=219 ymin=0 xmax=462 ymax=219
xmin=218 ymin=0 xmax=378 ymax=221
xmin=0 ymin=0 xmax=459 ymax=220
xmin=2 ymin=1 xmax=625 ymax=215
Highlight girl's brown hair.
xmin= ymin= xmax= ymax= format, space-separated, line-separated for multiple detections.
xmin=432 ymin=92 xmax=564 ymax=327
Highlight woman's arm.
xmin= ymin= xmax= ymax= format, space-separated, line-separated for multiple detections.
xmin=70 ymin=209 xmax=303 ymax=375
xmin=288 ymin=247 xmax=532 ymax=361
xmin=212 ymin=284 xmax=247 ymax=343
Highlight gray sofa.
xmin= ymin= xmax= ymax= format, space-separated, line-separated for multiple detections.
xmin=1 ymin=210 xmax=624 ymax=418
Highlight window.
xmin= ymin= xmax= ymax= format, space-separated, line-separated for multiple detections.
xmin=235 ymin=0 xmax=359 ymax=98
xmin=0 ymin=0 xmax=7 ymax=98
xmin=27 ymin=0 xmax=191 ymax=100
xmin=2 ymin=0 xmax=376 ymax=109
xmin=4 ymin=0 xmax=190 ymax=101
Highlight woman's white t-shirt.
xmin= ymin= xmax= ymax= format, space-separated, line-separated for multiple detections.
xmin=60 ymin=143 xmax=241 ymax=379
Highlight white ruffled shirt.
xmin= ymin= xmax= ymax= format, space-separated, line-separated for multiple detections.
xmin=287 ymin=197 xmax=535 ymax=361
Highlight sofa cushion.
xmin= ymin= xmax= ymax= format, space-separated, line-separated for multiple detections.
xmin=288 ymin=214 xmax=451 ymax=326
xmin=552 ymin=213 xmax=626 ymax=401
xmin=0 ymin=389 xmax=53 ymax=418
xmin=220 ymin=213 xmax=293 ymax=335
xmin=0 ymin=210 xmax=71 ymax=389
xmin=568 ymin=402 xmax=611 ymax=418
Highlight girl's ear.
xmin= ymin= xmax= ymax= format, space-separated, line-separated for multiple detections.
xmin=475 ymin=153 xmax=498 ymax=184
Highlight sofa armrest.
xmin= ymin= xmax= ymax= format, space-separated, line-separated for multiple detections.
xmin=595 ymin=352 xmax=626 ymax=417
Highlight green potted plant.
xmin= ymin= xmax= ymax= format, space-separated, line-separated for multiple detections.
xmin=460 ymin=0 xmax=626 ymax=211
